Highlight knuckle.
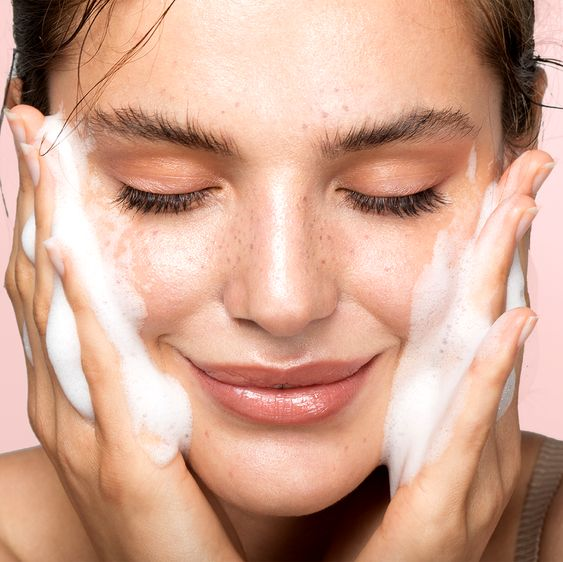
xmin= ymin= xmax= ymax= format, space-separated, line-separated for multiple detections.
xmin=4 ymin=262 xmax=17 ymax=302
xmin=32 ymin=293 xmax=51 ymax=338
xmin=14 ymin=254 xmax=33 ymax=299
xmin=28 ymin=406 xmax=51 ymax=448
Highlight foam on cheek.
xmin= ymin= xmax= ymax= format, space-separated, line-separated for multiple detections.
xmin=465 ymin=144 xmax=477 ymax=184
xmin=383 ymin=178 xmax=527 ymax=495
xmin=33 ymin=114 xmax=192 ymax=465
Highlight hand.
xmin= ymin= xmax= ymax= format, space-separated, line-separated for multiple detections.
xmin=353 ymin=150 xmax=553 ymax=562
xmin=4 ymin=105 xmax=243 ymax=562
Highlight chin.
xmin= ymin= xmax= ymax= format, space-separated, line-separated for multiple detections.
xmin=202 ymin=465 xmax=364 ymax=517
xmin=188 ymin=430 xmax=381 ymax=517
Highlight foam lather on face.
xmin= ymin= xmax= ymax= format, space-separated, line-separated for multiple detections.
xmin=32 ymin=113 xmax=192 ymax=465
xmin=383 ymin=180 xmax=526 ymax=495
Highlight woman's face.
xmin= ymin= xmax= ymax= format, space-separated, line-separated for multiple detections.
xmin=47 ymin=0 xmax=505 ymax=515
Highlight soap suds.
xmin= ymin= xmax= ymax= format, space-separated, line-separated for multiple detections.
xmin=466 ymin=144 xmax=477 ymax=184
xmin=21 ymin=213 xmax=36 ymax=264
xmin=383 ymin=180 xmax=526 ymax=495
xmin=33 ymin=114 xmax=192 ymax=465
xmin=22 ymin=320 xmax=33 ymax=364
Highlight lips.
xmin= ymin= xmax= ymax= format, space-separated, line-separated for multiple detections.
xmin=187 ymin=354 xmax=378 ymax=424
xmin=188 ymin=356 xmax=374 ymax=388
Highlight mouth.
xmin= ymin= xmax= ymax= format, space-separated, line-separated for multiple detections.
xmin=186 ymin=355 xmax=378 ymax=425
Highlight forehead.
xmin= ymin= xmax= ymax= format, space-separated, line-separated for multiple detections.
xmin=50 ymin=0 xmax=499 ymax=152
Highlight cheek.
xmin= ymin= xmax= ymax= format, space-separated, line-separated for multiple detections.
xmin=130 ymin=225 xmax=216 ymax=328
xmin=341 ymin=223 xmax=443 ymax=339
xmin=343 ymin=198 xmax=480 ymax=340
xmin=84 ymin=190 xmax=213 ymax=332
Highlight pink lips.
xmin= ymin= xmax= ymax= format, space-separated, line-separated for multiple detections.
xmin=188 ymin=355 xmax=377 ymax=424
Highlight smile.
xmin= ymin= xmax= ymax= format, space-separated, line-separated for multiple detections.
xmin=187 ymin=355 xmax=378 ymax=425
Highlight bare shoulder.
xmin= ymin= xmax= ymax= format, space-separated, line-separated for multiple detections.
xmin=0 ymin=446 xmax=97 ymax=562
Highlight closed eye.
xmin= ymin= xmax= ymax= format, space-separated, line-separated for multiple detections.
xmin=112 ymin=184 xmax=215 ymax=215
xmin=112 ymin=183 xmax=450 ymax=218
xmin=340 ymin=186 xmax=450 ymax=217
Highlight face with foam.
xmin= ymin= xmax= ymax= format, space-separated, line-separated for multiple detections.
xmin=42 ymin=0 xmax=519 ymax=516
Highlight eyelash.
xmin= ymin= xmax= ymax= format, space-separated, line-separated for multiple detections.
xmin=113 ymin=185 xmax=214 ymax=215
xmin=341 ymin=186 xmax=449 ymax=218
xmin=113 ymin=184 xmax=449 ymax=218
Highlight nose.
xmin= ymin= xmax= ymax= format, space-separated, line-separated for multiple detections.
xmin=223 ymin=178 xmax=338 ymax=338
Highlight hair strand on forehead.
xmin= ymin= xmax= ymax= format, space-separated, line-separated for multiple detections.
xmin=3 ymin=0 xmax=563 ymax=159
xmin=6 ymin=0 xmax=178 ymax=156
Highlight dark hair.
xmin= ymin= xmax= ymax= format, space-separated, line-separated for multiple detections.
xmin=3 ymin=0 xmax=562 ymax=151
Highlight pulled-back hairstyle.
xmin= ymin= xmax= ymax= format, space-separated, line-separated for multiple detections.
xmin=3 ymin=0 xmax=562 ymax=154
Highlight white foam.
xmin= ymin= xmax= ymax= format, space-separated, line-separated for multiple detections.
xmin=383 ymin=180 xmax=526 ymax=495
xmin=22 ymin=320 xmax=33 ymax=364
xmin=36 ymin=114 xmax=192 ymax=465
xmin=466 ymin=144 xmax=477 ymax=184
xmin=21 ymin=213 xmax=36 ymax=264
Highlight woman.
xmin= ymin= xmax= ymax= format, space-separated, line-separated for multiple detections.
xmin=1 ymin=0 xmax=562 ymax=560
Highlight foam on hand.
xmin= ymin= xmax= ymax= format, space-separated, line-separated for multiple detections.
xmin=21 ymin=212 xmax=36 ymax=264
xmin=22 ymin=320 xmax=33 ymax=364
xmin=383 ymin=168 xmax=527 ymax=495
xmin=29 ymin=113 xmax=192 ymax=465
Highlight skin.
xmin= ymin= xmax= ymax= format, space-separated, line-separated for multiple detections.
xmin=0 ymin=0 xmax=561 ymax=560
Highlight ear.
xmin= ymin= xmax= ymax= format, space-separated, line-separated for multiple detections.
xmin=5 ymin=77 xmax=23 ymax=109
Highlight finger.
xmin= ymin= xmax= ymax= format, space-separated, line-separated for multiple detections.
xmin=23 ymin=139 xmax=83 ymax=441
xmin=444 ymin=308 xmax=536 ymax=483
xmin=4 ymin=108 xmax=35 ymax=327
xmin=470 ymin=150 xmax=553 ymax=317
xmin=29 ymin=140 xmax=56 ymax=350
xmin=8 ymin=105 xmax=69 ymax=449
xmin=43 ymin=241 xmax=135 ymax=451
xmin=5 ymin=107 xmax=49 ymax=433
xmin=491 ymin=149 xmax=554 ymax=206
xmin=471 ymin=193 xmax=537 ymax=317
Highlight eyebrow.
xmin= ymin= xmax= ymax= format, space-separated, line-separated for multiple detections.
xmin=84 ymin=105 xmax=239 ymax=157
xmin=318 ymin=107 xmax=479 ymax=159
xmin=83 ymin=105 xmax=478 ymax=159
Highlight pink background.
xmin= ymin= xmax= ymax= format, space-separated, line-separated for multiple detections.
xmin=1 ymin=2 xmax=562 ymax=454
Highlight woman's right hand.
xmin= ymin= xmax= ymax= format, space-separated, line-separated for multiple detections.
xmin=4 ymin=104 xmax=244 ymax=562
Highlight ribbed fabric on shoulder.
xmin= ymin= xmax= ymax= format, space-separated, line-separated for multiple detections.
xmin=514 ymin=436 xmax=563 ymax=562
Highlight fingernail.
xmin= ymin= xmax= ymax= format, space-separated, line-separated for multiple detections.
xmin=516 ymin=206 xmax=540 ymax=242
xmin=43 ymin=238 xmax=65 ymax=276
xmin=532 ymin=161 xmax=556 ymax=195
xmin=518 ymin=316 xmax=538 ymax=348
xmin=3 ymin=107 xmax=27 ymax=145
xmin=19 ymin=142 xmax=40 ymax=187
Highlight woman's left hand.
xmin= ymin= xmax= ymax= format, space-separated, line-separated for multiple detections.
xmin=349 ymin=150 xmax=553 ymax=562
